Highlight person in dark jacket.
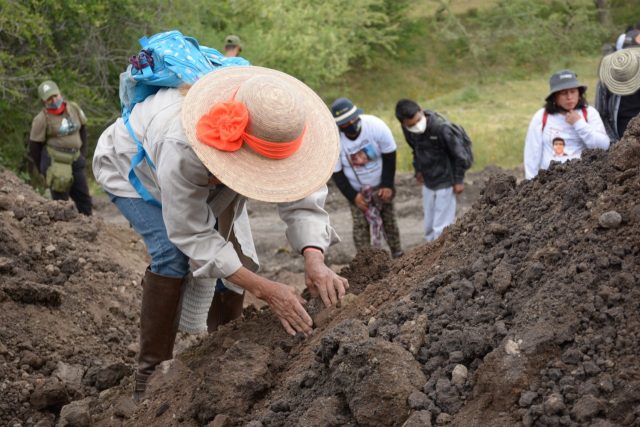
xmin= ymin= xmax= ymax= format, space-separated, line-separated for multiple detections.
xmin=29 ymin=80 xmax=92 ymax=215
xmin=395 ymin=99 xmax=469 ymax=241
xmin=596 ymin=40 xmax=640 ymax=142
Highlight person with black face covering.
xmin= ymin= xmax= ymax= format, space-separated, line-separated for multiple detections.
xmin=330 ymin=97 xmax=403 ymax=258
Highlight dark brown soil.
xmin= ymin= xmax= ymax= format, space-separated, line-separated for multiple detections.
xmin=1 ymin=116 xmax=639 ymax=427
xmin=0 ymin=172 xmax=147 ymax=427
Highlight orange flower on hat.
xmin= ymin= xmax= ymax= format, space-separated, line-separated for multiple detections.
xmin=196 ymin=100 xmax=249 ymax=151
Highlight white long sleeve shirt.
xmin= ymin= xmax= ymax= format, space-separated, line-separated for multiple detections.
xmin=93 ymin=88 xmax=339 ymax=279
xmin=333 ymin=115 xmax=397 ymax=191
xmin=523 ymin=106 xmax=610 ymax=179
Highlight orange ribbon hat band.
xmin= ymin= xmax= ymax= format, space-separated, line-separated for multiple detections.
xmin=195 ymin=99 xmax=305 ymax=159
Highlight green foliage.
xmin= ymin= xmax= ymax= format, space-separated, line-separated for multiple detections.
xmin=609 ymin=0 xmax=639 ymax=30
xmin=0 ymin=0 xmax=409 ymax=175
xmin=0 ymin=0 xmax=163 ymax=174
xmin=184 ymin=0 xmax=409 ymax=88
xmin=0 ymin=0 xmax=635 ymax=179
xmin=426 ymin=0 xmax=610 ymax=78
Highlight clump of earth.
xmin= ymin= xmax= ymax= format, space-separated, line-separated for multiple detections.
xmin=1 ymin=117 xmax=639 ymax=427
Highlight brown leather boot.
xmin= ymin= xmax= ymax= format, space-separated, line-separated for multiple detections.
xmin=206 ymin=290 xmax=245 ymax=332
xmin=133 ymin=268 xmax=185 ymax=401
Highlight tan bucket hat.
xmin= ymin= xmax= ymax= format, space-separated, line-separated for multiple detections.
xmin=182 ymin=66 xmax=339 ymax=203
xmin=599 ymin=48 xmax=640 ymax=96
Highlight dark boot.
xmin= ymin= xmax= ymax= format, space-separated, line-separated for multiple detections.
xmin=133 ymin=268 xmax=185 ymax=401
xmin=206 ymin=291 xmax=245 ymax=332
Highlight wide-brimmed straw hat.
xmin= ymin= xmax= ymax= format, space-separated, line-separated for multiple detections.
xmin=599 ymin=48 xmax=640 ymax=96
xmin=545 ymin=69 xmax=587 ymax=101
xmin=182 ymin=66 xmax=339 ymax=203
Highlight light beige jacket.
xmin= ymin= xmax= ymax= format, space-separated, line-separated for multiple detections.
xmin=93 ymin=88 xmax=339 ymax=279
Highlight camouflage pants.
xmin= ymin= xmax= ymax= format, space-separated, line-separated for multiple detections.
xmin=349 ymin=199 xmax=402 ymax=255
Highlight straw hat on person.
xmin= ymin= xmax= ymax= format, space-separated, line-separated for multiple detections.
xmin=182 ymin=66 xmax=339 ymax=203
xmin=599 ymin=48 xmax=640 ymax=96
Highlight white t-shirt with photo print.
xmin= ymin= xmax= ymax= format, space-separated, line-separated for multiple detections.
xmin=333 ymin=114 xmax=397 ymax=191
xmin=523 ymin=106 xmax=609 ymax=179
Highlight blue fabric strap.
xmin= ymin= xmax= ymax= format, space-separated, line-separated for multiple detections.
xmin=121 ymin=31 xmax=251 ymax=207
xmin=124 ymin=111 xmax=161 ymax=207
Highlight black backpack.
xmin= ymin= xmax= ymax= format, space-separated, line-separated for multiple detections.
xmin=426 ymin=110 xmax=474 ymax=170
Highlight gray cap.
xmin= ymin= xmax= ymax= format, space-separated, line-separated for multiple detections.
xmin=37 ymin=80 xmax=60 ymax=101
xmin=546 ymin=70 xmax=586 ymax=100
xmin=224 ymin=34 xmax=242 ymax=48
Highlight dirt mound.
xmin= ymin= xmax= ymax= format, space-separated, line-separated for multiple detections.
xmin=2 ymin=117 xmax=640 ymax=427
xmin=0 ymin=170 xmax=148 ymax=426
xmin=83 ymin=118 xmax=640 ymax=426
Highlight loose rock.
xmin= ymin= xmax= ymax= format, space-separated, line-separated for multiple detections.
xmin=598 ymin=211 xmax=622 ymax=229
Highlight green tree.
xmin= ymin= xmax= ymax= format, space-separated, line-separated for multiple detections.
xmin=0 ymin=0 xmax=409 ymax=174
xmin=0 ymin=0 xmax=154 ymax=171
xmin=183 ymin=0 xmax=409 ymax=88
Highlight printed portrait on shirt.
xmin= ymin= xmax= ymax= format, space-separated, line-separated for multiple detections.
xmin=552 ymin=136 xmax=567 ymax=157
xmin=348 ymin=142 xmax=378 ymax=167
xmin=550 ymin=130 xmax=569 ymax=160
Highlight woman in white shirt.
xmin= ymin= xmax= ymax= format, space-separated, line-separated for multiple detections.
xmin=524 ymin=69 xmax=610 ymax=179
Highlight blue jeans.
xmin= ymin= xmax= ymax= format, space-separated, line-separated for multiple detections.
xmin=108 ymin=194 xmax=229 ymax=292
xmin=108 ymin=194 xmax=189 ymax=278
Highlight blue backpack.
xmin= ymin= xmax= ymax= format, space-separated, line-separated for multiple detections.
xmin=120 ymin=30 xmax=250 ymax=206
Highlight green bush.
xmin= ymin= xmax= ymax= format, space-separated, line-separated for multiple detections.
xmin=0 ymin=0 xmax=633 ymax=179
xmin=425 ymin=0 xmax=610 ymax=79
xmin=0 ymin=0 xmax=409 ymax=175
xmin=184 ymin=0 xmax=409 ymax=88
xmin=0 ymin=0 xmax=160 ymax=174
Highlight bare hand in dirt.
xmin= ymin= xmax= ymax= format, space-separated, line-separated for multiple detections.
xmin=415 ymin=172 xmax=424 ymax=185
xmin=354 ymin=192 xmax=368 ymax=211
xmin=304 ymin=250 xmax=349 ymax=307
xmin=453 ymin=183 xmax=465 ymax=194
xmin=565 ymin=110 xmax=582 ymax=125
xmin=263 ymin=281 xmax=313 ymax=336
xmin=377 ymin=187 xmax=394 ymax=202
xmin=226 ymin=267 xmax=312 ymax=336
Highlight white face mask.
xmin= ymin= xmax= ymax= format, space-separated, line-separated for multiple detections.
xmin=406 ymin=115 xmax=427 ymax=134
